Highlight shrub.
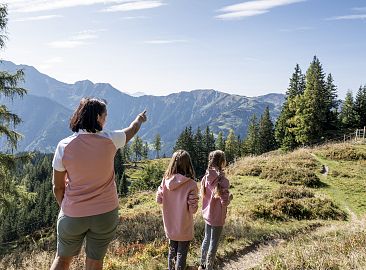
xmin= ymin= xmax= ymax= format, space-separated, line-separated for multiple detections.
xmin=129 ymin=163 xmax=165 ymax=193
xmin=260 ymin=166 xmax=321 ymax=187
xmin=271 ymin=186 xmax=314 ymax=200
xmin=316 ymin=143 xmax=366 ymax=161
xmin=251 ymin=197 xmax=346 ymax=221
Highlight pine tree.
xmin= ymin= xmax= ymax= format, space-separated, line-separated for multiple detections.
xmin=354 ymin=85 xmax=366 ymax=127
xmin=153 ymin=133 xmax=162 ymax=159
xmin=289 ymin=56 xmax=327 ymax=145
xmin=193 ymin=127 xmax=205 ymax=177
xmin=236 ymin=135 xmax=242 ymax=157
xmin=121 ymin=144 xmax=131 ymax=162
xmin=324 ymin=73 xmax=339 ymax=132
xmin=243 ymin=114 xmax=259 ymax=155
xmin=215 ymin=131 xmax=225 ymax=151
xmin=258 ymin=107 xmax=277 ymax=154
xmin=339 ymin=91 xmax=358 ymax=129
xmin=275 ymin=64 xmax=305 ymax=150
xmin=203 ymin=126 xmax=215 ymax=159
xmin=225 ymin=129 xmax=238 ymax=163
xmin=118 ymin=172 xmax=128 ymax=196
xmin=0 ymin=5 xmax=27 ymax=209
xmin=131 ymin=135 xmax=143 ymax=165
xmin=174 ymin=126 xmax=194 ymax=156
xmin=142 ymin=142 xmax=149 ymax=160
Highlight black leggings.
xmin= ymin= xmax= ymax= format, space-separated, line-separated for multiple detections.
xmin=168 ymin=239 xmax=190 ymax=270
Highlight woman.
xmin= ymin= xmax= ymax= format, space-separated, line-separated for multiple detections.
xmin=50 ymin=98 xmax=147 ymax=270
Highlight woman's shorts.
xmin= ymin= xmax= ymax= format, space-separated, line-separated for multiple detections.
xmin=56 ymin=207 xmax=119 ymax=260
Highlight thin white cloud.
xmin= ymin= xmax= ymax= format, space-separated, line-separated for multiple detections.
xmin=39 ymin=56 xmax=64 ymax=70
xmin=144 ymin=39 xmax=188 ymax=44
xmin=327 ymin=14 xmax=366 ymax=21
xmin=13 ymin=14 xmax=63 ymax=22
xmin=48 ymin=40 xmax=87 ymax=49
xmin=279 ymin=26 xmax=313 ymax=32
xmin=216 ymin=0 xmax=306 ymax=20
xmin=352 ymin=7 xmax=366 ymax=12
xmin=7 ymin=0 xmax=137 ymax=13
xmin=48 ymin=30 xmax=102 ymax=49
xmin=101 ymin=1 xmax=165 ymax=12
xmin=119 ymin=15 xmax=147 ymax=20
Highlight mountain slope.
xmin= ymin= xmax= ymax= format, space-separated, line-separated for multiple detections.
xmin=0 ymin=60 xmax=285 ymax=153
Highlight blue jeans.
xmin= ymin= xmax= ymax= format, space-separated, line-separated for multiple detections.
xmin=168 ymin=239 xmax=190 ymax=270
xmin=200 ymin=223 xmax=223 ymax=270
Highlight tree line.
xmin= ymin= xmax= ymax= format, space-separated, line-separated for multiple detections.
xmin=173 ymin=106 xmax=276 ymax=177
xmin=173 ymin=56 xmax=366 ymax=177
xmin=275 ymin=56 xmax=366 ymax=150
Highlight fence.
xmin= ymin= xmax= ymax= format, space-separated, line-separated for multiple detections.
xmin=344 ymin=126 xmax=366 ymax=143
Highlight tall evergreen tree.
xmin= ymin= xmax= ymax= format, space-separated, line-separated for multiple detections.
xmin=289 ymin=56 xmax=327 ymax=145
xmin=275 ymin=64 xmax=305 ymax=150
xmin=203 ymin=126 xmax=215 ymax=159
xmin=142 ymin=142 xmax=149 ymax=160
xmin=354 ymin=85 xmax=366 ymax=127
xmin=174 ymin=126 xmax=194 ymax=156
xmin=243 ymin=114 xmax=259 ymax=155
xmin=215 ymin=131 xmax=225 ymax=151
xmin=153 ymin=133 xmax=162 ymax=159
xmin=258 ymin=107 xmax=277 ymax=154
xmin=324 ymin=73 xmax=339 ymax=132
xmin=131 ymin=135 xmax=143 ymax=165
xmin=193 ymin=127 xmax=206 ymax=177
xmin=114 ymin=149 xmax=128 ymax=197
xmin=121 ymin=144 xmax=131 ymax=162
xmin=225 ymin=129 xmax=237 ymax=163
xmin=339 ymin=91 xmax=358 ymax=129
xmin=0 ymin=5 xmax=27 ymax=209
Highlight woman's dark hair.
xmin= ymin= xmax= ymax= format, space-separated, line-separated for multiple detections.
xmin=69 ymin=97 xmax=107 ymax=133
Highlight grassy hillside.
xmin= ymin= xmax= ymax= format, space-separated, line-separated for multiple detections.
xmin=1 ymin=142 xmax=365 ymax=270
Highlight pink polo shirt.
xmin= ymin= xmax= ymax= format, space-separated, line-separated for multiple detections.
xmin=52 ymin=129 xmax=126 ymax=217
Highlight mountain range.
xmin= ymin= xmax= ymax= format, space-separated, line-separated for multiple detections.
xmin=0 ymin=60 xmax=285 ymax=155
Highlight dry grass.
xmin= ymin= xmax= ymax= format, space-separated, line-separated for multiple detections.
xmin=255 ymin=218 xmax=366 ymax=270
xmin=228 ymin=149 xmax=321 ymax=187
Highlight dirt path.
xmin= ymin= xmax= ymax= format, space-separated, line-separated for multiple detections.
xmin=220 ymin=239 xmax=285 ymax=270
xmin=221 ymin=206 xmax=361 ymax=270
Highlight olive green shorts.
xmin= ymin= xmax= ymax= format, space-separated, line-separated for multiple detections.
xmin=56 ymin=208 xmax=119 ymax=260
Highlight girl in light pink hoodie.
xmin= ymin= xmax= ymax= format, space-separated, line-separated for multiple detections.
xmin=199 ymin=150 xmax=232 ymax=270
xmin=156 ymin=150 xmax=199 ymax=270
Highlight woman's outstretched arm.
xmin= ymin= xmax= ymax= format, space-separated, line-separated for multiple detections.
xmin=123 ymin=110 xmax=147 ymax=144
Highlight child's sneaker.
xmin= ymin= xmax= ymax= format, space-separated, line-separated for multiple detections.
xmin=198 ymin=265 xmax=206 ymax=270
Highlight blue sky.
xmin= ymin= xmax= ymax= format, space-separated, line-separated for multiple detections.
xmin=3 ymin=0 xmax=366 ymax=98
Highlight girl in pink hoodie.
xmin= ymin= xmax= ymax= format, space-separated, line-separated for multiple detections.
xmin=156 ymin=150 xmax=199 ymax=270
xmin=199 ymin=150 xmax=232 ymax=270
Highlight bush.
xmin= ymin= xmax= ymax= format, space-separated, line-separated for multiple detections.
xmin=238 ymin=164 xmax=262 ymax=176
xmin=271 ymin=186 xmax=314 ymax=200
xmin=260 ymin=166 xmax=321 ymax=187
xmin=251 ymin=197 xmax=347 ymax=221
xmin=316 ymin=143 xmax=366 ymax=161
xmin=129 ymin=163 xmax=165 ymax=193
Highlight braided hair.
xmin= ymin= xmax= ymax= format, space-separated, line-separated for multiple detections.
xmin=201 ymin=150 xmax=226 ymax=198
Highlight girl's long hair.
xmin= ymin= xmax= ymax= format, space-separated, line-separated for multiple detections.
xmin=164 ymin=150 xmax=195 ymax=180
xmin=201 ymin=150 xmax=226 ymax=198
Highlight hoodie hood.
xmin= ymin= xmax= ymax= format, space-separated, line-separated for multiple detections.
xmin=204 ymin=168 xmax=221 ymax=187
xmin=165 ymin=174 xmax=192 ymax=191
